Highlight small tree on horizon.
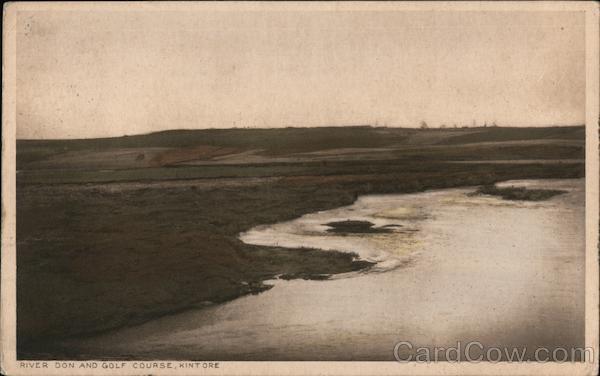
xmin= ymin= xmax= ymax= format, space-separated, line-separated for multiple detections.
xmin=420 ymin=121 xmax=429 ymax=129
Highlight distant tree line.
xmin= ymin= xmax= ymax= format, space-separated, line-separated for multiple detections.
xmin=419 ymin=120 xmax=498 ymax=129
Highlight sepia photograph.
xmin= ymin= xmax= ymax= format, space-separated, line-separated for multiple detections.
xmin=1 ymin=1 xmax=599 ymax=375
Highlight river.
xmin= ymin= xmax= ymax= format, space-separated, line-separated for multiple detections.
xmin=64 ymin=179 xmax=585 ymax=360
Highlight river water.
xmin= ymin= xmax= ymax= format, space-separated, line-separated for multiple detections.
xmin=66 ymin=179 xmax=585 ymax=360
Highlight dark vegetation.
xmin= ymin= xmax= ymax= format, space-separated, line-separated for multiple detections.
xmin=16 ymin=126 xmax=585 ymax=359
xmin=473 ymin=184 xmax=567 ymax=201
xmin=325 ymin=220 xmax=394 ymax=234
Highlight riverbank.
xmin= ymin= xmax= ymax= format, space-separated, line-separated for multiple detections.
xmin=52 ymin=178 xmax=586 ymax=360
xmin=17 ymin=160 xmax=584 ymax=359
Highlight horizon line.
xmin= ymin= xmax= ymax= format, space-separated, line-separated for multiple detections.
xmin=16 ymin=123 xmax=585 ymax=142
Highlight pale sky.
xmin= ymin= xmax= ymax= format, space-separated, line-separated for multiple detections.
xmin=16 ymin=9 xmax=585 ymax=139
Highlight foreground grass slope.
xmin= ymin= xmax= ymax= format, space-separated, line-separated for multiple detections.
xmin=16 ymin=126 xmax=585 ymax=358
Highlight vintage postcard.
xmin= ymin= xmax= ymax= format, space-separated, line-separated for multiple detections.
xmin=2 ymin=1 xmax=599 ymax=375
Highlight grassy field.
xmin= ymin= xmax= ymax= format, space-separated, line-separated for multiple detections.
xmin=16 ymin=126 xmax=585 ymax=358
